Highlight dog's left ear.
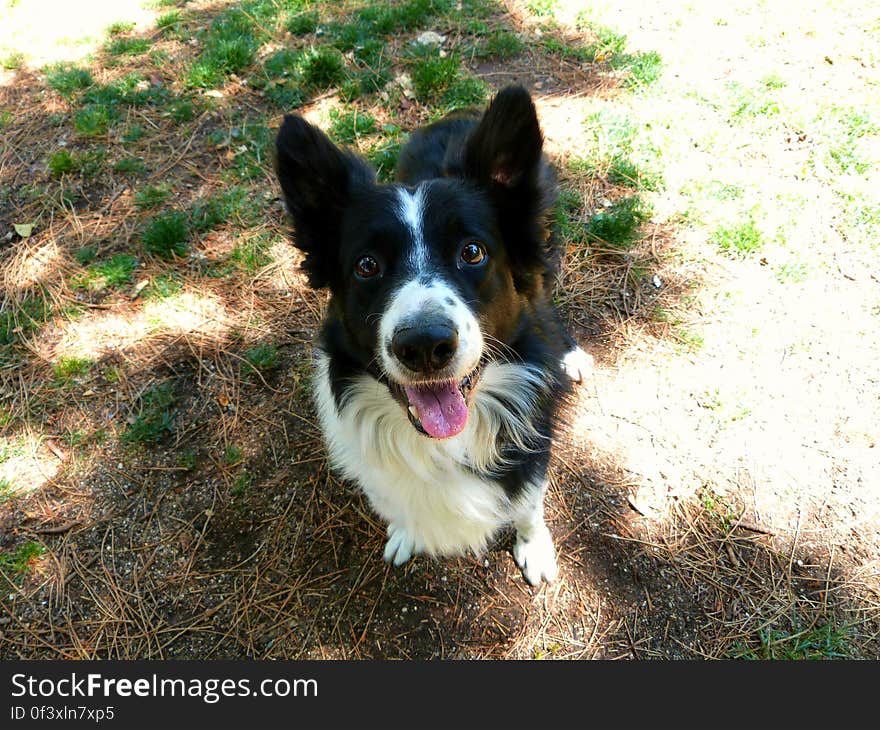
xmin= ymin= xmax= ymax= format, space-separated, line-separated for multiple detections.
xmin=275 ymin=115 xmax=376 ymax=289
xmin=463 ymin=85 xmax=544 ymax=194
xmin=463 ymin=86 xmax=553 ymax=277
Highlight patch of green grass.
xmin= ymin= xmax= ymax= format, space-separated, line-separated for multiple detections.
xmin=189 ymin=187 xmax=254 ymax=232
xmin=367 ymin=134 xmax=403 ymax=182
xmin=122 ymin=124 xmax=146 ymax=143
xmin=242 ymin=342 xmax=278 ymax=374
xmin=74 ymin=245 xmax=98 ymax=265
xmin=231 ymin=472 xmax=252 ymax=497
xmin=227 ymin=121 xmax=272 ymax=180
xmin=441 ymin=76 xmax=489 ymax=110
xmin=47 ymin=149 xmax=79 ymax=177
xmin=143 ymin=212 xmax=189 ymax=259
xmin=329 ymin=107 xmax=376 ymax=144
xmin=733 ymin=620 xmax=853 ymax=660
xmin=83 ymin=74 xmax=167 ymax=108
xmin=103 ymin=365 xmax=123 ymax=384
xmin=286 ymin=9 xmax=319 ymax=34
xmin=775 ymin=261 xmax=810 ymax=283
xmin=105 ymin=36 xmax=152 ymax=57
xmin=123 ymin=381 xmax=176 ymax=444
xmin=585 ymin=196 xmax=651 ymax=250
xmin=168 ymin=97 xmax=196 ymax=122
xmin=761 ymin=73 xmax=786 ymax=90
xmin=259 ymin=48 xmax=306 ymax=107
xmin=0 ymin=295 xmax=51 ymax=346
xmin=527 ymin=0 xmax=558 ymax=17
xmin=334 ymin=32 xmax=391 ymax=100
xmin=705 ymin=181 xmax=744 ymax=201
xmin=300 ymin=46 xmax=346 ymax=89
xmin=821 ymin=106 xmax=878 ymax=175
xmin=0 ymin=542 xmax=45 ymax=576
xmin=211 ymin=37 xmax=255 ymax=74
xmin=700 ymin=487 xmax=736 ymax=528
xmin=331 ymin=0 xmax=449 ymax=51
xmin=184 ymin=7 xmax=264 ymax=88
xmin=606 ymin=156 xmax=663 ymax=192
xmin=0 ymin=477 xmax=15 ymax=502
xmin=224 ymin=444 xmax=244 ymax=466
xmin=2 ymin=51 xmax=25 ymax=70
xmin=156 ymin=10 xmax=182 ymax=30
xmin=74 ymin=105 xmax=113 ymax=137
xmin=53 ymin=356 xmax=93 ymax=381
xmin=838 ymin=197 xmax=880 ymax=248
xmin=712 ymin=218 xmax=764 ymax=258
xmin=185 ymin=60 xmax=222 ymax=89
xmin=728 ymin=82 xmax=781 ymax=119
xmin=592 ymin=25 xmax=628 ymax=57
xmin=541 ymin=36 xmax=596 ymax=64
xmin=475 ymin=30 xmax=524 ymax=59
xmin=74 ymin=253 xmax=138 ymax=291
xmin=0 ymin=439 xmax=23 ymax=464
xmin=143 ymin=274 xmax=182 ymax=300
xmin=112 ymin=157 xmax=147 ymax=175
xmin=177 ymin=447 xmax=197 ymax=470
xmin=60 ymin=146 xmax=105 ymax=178
xmin=135 ymin=184 xmax=172 ymax=210
xmin=554 ymin=188 xmax=584 ymax=244
xmin=615 ymin=50 xmax=663 ymax=89
xmin=263 ymin=47 xmax=302 ymax=78
xmin=557 ymin=18 xmax=629 ymax=63
xmin=107 ymin=20 xmax=136 ymax=35
xmin=411 ymin=52 xmax=459 ymax=102
xmin=45 ymin=63 xmax=93 ymax=97
xmin=674 ymin=327 xmax=704 ymax=352
xmin=228 ymin=236 xmax=272 ymax=275
xmin=584 ymin=108 xmax=638 ymax=161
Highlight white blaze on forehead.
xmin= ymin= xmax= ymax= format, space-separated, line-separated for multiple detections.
xmin=395 ymin=183 xmax=427 ymax=272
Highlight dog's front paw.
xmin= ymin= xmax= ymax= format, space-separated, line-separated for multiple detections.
xmin=513 ymin=526 xmax=558 ymax=586
xmin=561 ymin=346 xmax=594 ymax=384
xmin=384 ymin=523 xmax=417 ymax=566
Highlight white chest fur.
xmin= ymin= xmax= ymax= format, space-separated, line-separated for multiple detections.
xmin=312 ymin=352 xmax=546 ymax=557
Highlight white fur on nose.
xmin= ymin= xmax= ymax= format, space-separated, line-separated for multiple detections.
xmin=379 ymin=279 xmax=483 ymax=384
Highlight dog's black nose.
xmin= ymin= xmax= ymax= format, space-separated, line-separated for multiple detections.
xmin=392 ymin=324 xmax=458 ymax=374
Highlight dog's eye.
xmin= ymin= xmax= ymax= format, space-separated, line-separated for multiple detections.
xmin=355 ymin=255 xmax=380 ymax=279
xmin=460 ymin=242 xmax=486 ymax=266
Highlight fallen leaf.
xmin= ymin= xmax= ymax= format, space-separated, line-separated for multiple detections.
xmin=13 ymin=223 xmax=33 ymax=238
xmin=130 ymin=279 xmax=150 ymax=299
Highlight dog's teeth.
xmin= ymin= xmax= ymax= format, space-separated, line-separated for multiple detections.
xmin=408 ymin=406 xmax=419 ymax=420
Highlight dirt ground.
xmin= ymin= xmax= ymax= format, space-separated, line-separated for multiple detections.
xmin=1 ymin=0 xmax=878 ymax=659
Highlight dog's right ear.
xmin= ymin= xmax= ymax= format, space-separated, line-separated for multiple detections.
xmin=275 ymin=115 xmax=375 ymax=289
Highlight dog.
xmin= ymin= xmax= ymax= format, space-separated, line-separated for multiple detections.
xmin=275 ymin=85 xmax=592 ymax=585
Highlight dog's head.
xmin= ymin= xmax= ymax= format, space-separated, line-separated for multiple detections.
xmin=275 ymin=86 xmax=553 ymax=439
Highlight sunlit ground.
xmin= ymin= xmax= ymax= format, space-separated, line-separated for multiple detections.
xmin=0 ymin=0 xmax=156 ymax=69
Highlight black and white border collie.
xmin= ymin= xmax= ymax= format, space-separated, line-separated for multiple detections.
xmin=275 ymin=86 xmax=592 ymax=585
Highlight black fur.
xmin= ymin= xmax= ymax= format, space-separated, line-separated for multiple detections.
xmin=275 ymin=86 xmax=572 ymax=499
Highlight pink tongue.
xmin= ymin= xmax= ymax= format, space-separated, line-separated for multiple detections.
xmin=404 ymin=381 xmax=468 ymax=439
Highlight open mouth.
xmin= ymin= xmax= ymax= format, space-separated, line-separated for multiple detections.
xmin=401 ymin=366 xmax=481 ymax=439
